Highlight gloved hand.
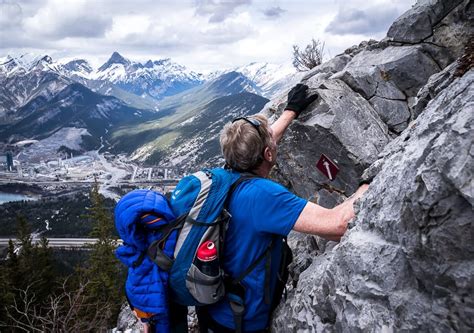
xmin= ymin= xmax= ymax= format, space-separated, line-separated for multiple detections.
xmin=285 ymin=84 xmax=318 ymax=118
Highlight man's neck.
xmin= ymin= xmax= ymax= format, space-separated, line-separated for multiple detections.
xmin=251 ymin=162 xmax=271 ymax=178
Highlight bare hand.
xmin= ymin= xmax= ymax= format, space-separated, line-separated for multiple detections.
xmin=352 ymin=184 xmax=369 ymax=201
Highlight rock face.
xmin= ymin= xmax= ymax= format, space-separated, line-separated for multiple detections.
xmin=387 ymin=0 xmax=468 ymax=46
xmin=265 ymin=0 xmax=473 ymax=331
xmin=387 ymin=0 xmax=472 ymax=67
xmin=273 ymin=68 xmax=473 ymax=332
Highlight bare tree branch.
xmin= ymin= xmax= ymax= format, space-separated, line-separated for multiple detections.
xmin=292 ymin=38 xmax=325 ymax=71
xmin=0 ymin=278 xmax=112 ymax=332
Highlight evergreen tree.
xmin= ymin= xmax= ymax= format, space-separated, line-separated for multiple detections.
xmin=13 ymin=215 xmax=36 ymax=293
xmin=5 ymin=239 xmax=19 ymax=282
xmin=0 ymin=216 xmax=57 ymax=328
xmin=16 ymin=215 xmax=33 ymax=258
xmin=14 ymin=216 xmax=55 ymax=298
xmin=32 ymin=236 xmax=56 ymax=302
xmin=0 ymin=240 xmax=16 ymax=324
xmin=82 ymin=181 xmax=124 ymax=326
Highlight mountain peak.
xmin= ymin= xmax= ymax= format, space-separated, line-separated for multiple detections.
xmin=63 ymin=59 xmax=93 ymax=74
xmin=144 ymin=60 xmax=154 ymax=68
xmin=98 ymin=51 xmax=130 ymax=72
xmin=110 ymin=51 xmax=128 ymax=64
xmin=0 ymin=55 xmax=19 ymax=73
xmin=40 ymin=55 xmax=53 ymax=64
xmin=30 ymin=55 xmax=54 ymax=70
xmin=143 ymin=58 xmax=172 ymax=68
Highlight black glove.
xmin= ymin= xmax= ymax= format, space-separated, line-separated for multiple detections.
xmin=285 ymin=84 xmax=318 ymax=118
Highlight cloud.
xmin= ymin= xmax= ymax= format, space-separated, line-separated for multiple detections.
xmin=263 ymin=6 xmax=285 ymax=19
xmin=1 ymin=0 xmax=416 ymax=72
xmin=23 ymin=0 xmax=113 ymax=39
xmin=0 ymin=0 xmax=22 ymax=28
xmin=194 ymin=0 xmax=251 ymax=23
xmin=108 ymin=12 xmax=255 ymax=53
xmin=325 ymin=5 xmax=402 ymax=35
xmin=199 ymin=19 xmax=255 ymax=45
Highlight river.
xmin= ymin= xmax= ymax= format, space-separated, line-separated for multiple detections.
xmin=0 ymin=192 xmax=39 ymax=205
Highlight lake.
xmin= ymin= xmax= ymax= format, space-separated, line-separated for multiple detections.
xmin=0 ymin=192 xmax=39 ymax=205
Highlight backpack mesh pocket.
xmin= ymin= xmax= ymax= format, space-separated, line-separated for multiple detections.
xmin=186 ymin=263 xmax=225 ymax=304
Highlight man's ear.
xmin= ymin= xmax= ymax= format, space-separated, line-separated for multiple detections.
xmin=263 ymin=146 xmax=273 ymax=162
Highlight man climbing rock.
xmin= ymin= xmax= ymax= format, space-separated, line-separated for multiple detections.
xmin=195 ymin=84 xmax=369 ymax=332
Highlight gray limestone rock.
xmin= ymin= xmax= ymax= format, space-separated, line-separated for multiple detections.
xmin=115 ymin=304 xmax=199 ymax=332
xmin=301 ymin=55 xmax=353 ymax=82
xmin=115 ymin=303 xmax=141 ymax=332
xmin=426 ymin=0 xmax=473 ymax=59
xmin=387 ymin=0 xmax=472 ymax=68
xmin=387 ymin=0 xmax=463 ymax=43
xmin=334 ymin=45 xmax=440 ymax=98
xmin=369 ymin=96 xmax=410 ymax=133
xmin=327 ymin=45 xmax=444 ymax=133
xmin=263 ymin=79 xmax=390 ymax=203
xmin=343 ymin=39 xmax=380 ymax=57
xmin=272 ymin=70 xmax=474 ymax=332
xmin=413 ymin=60 xmax=459 ymax=119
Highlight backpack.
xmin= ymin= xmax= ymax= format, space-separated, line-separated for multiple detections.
xmin=149 ymin=168 xmax=244 ymax=306
xmin=116 ymin=167 xmax=292 ymax=332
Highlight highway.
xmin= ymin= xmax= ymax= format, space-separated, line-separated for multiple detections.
xmin=0 ymin=238 xmax=123 ymax=248
xmin=0 ymin=179 xmax=179 ymax=186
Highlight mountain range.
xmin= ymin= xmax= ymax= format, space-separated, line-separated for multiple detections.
xmin=0 ymin=52 xmax=296 ymax=169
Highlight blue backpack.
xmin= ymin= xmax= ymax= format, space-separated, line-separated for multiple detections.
xmin=116 ymin=168 xmax=264 ymax=331
xmin=150 ymin=168 xmax=243 ymax=305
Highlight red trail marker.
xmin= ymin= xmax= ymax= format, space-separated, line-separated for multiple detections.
xmin=316 ymin=154 xmax=339 ymax=181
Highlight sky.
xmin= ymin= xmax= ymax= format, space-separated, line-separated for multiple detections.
xmin=0 ymin=0 xmax=416 ymax=72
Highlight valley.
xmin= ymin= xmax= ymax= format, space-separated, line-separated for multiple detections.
xmin=0 ymin=51 xmax=288 ymax=242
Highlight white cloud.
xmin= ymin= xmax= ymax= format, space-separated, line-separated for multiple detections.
xmin=0 ymin=0 xmax=22 ymax=28
xmin=1 ymin=0 xmax=417 ymax=72
xmin=325 ymin=3 xmax=408 ymax=35
xmin=104 ymin=10 xmax=253 ymax=53
xmin=23 ymin=0 xmax=112 ymax=38
xmin=262 ymin=6 xmax=285 ymax=19
xmin=194 ymin=0 xmax=251 ymax=23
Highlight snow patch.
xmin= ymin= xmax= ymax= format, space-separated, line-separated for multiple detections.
xmin=94 ymin=100 xmax=117 ymax=119
xmin=17 ymin=127 xmax=91 ymax=162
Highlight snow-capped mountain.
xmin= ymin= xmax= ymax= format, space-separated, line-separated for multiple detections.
xmin=203 ymin=62 xmax=301 ymax=99
xmin=0 ymin=52 xmax=298 ymax=170
xmin=91 ymin=52 xmax=204 ymax=100
xmin=234 ymin=62 xmax=297 ymax=98
xmin=61 ymin=59 xmax=94 ymax=78
xmin=0 ymin=54 xmax=56 ymax=75
xmin=0 ymin=55 xmax=71 ymax=120
xmin=1 ymin=52 xmax=298 ymax=111
xmin=0 ymin=82 xmax=156 ymax=151
xmin=0 ymin=54 xmax=94 ymax=81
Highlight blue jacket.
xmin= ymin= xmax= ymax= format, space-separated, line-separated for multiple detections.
xmin=115 ymin=189 xmax=177 ymax=331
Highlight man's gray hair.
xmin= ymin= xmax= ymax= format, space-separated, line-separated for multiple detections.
xmin=220 ymin=114 xmax=274 ymax=171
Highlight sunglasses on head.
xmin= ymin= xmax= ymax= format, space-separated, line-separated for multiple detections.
xmin=232 ymin=117 xmax=262 ymax=135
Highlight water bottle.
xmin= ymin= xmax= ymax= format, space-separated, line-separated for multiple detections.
xmin=196 ymin=241 xmax=220 ymax=277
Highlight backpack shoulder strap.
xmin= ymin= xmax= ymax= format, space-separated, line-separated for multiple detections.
xmin=225 ymin=172 xmax=258 ymax=207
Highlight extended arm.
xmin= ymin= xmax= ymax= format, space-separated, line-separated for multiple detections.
xmin=271 ymin=110 xmax=297 ymax=144
xmin=293 ymin=184 xmax=369 ymax=241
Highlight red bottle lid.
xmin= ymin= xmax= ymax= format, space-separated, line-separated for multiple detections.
xmin=197 ymin=241 xmax=217 ymax=262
